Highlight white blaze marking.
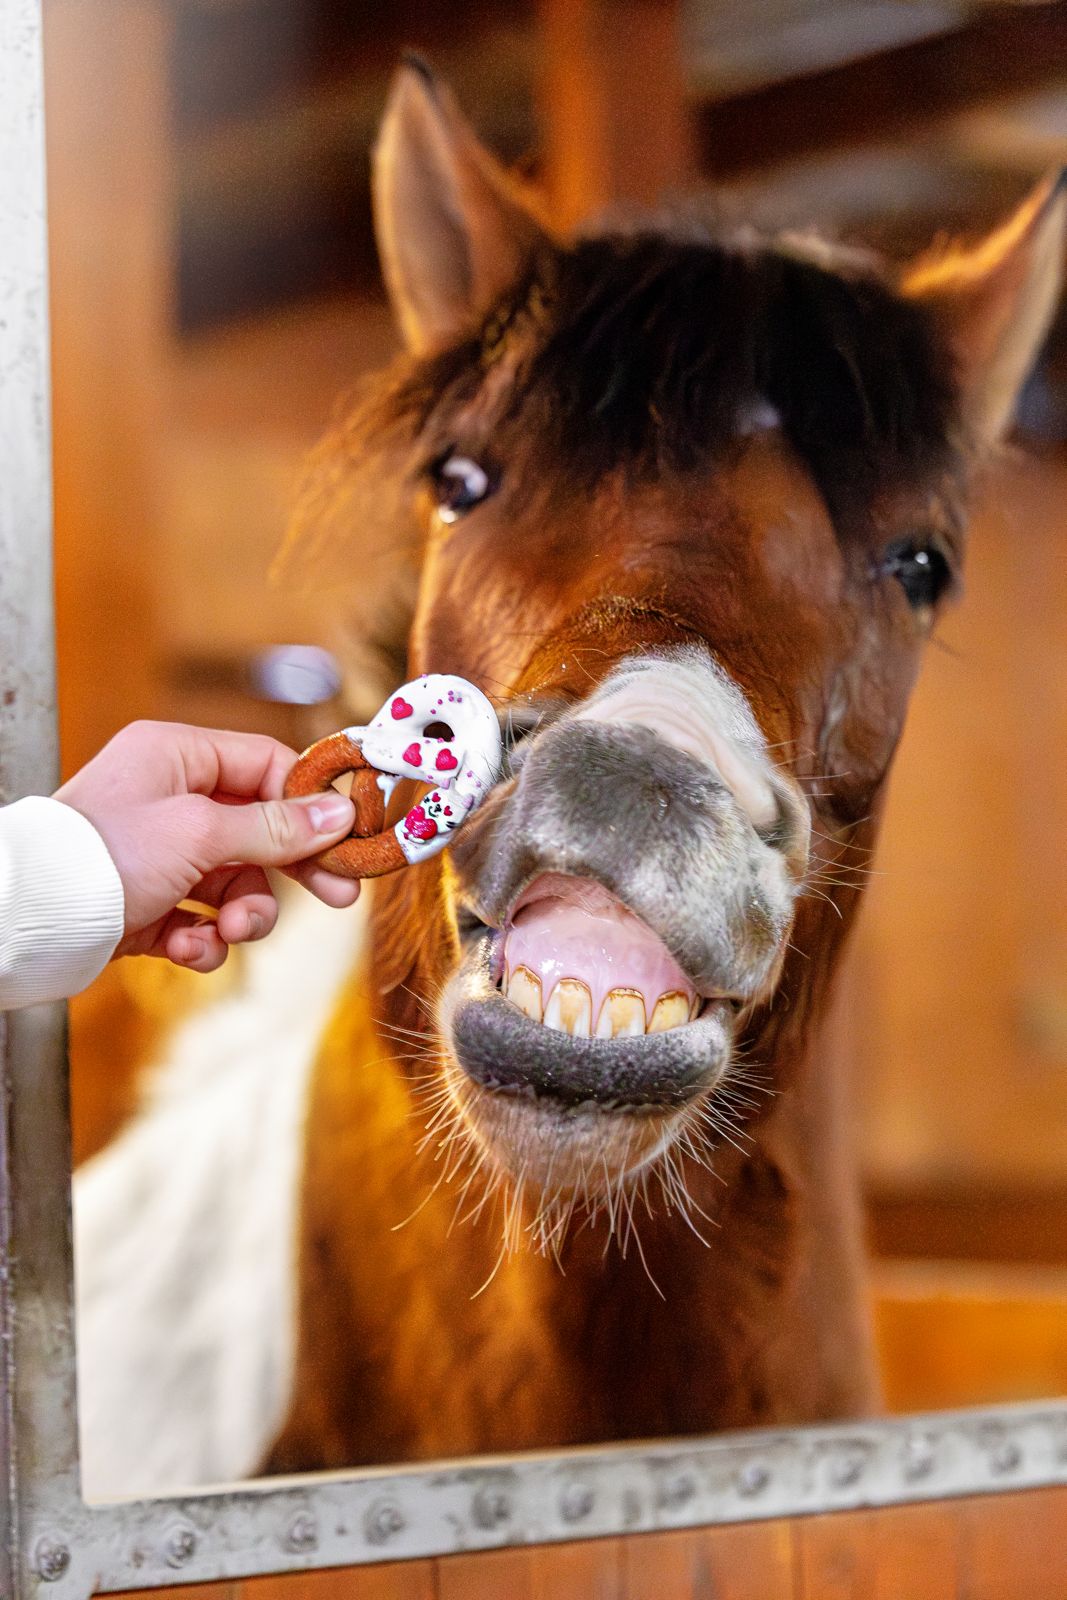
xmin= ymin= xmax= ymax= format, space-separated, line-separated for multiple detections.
xmin=573 ymin=648 xmax=781 ymax=830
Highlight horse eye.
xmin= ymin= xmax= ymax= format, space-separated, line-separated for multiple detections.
xmin=879 ymin=539 xmax=953 ymax=610
xmin=431 ymin=454 xmax=494 ymax=523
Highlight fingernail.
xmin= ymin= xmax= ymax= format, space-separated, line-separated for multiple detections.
xmin=246 ymin=912 xmax=265 ymax=940
xmin=181 ymin=934 xmax=208 ymax=964
xmin=304 ymin=792 xmax=355 ymax=834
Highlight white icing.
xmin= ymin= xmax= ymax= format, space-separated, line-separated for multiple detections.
xmin=349 ymin=675 xmax=502 ymax=865
xmin=374 ymin=771 xmax=401 ymax=803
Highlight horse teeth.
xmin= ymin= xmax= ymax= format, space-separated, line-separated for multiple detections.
xmin=595 ymin=989 xmax=647 ymax=1038
xmin=648 ymin=992 xmax=691 ymax=1033
xmin=543 ymin=979 xmax=592 ymax=1037
xmin=506 ymin=969 xmax=698 ymax=1037
xmin=507 ymin=965 xmax=543 ymax=1023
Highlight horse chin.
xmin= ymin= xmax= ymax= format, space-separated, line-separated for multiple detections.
xmin=450 ymin=1071 xmax=688 ymax=1195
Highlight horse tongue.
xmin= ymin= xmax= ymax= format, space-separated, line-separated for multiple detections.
xmin=503 ymin=875 xmax=696 ymax=1026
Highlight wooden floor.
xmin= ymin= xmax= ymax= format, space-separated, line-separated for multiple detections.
xmin=115 ymin=1485 xmax=1067 ymax=1599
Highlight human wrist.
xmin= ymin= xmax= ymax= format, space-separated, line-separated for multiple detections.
xmin=5 ymin=797 xmax=125 ymax=1000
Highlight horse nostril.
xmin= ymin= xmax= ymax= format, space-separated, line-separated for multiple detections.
xmin=498 ymin=698 xmax=567 ymax=775
xmin=752 ymin=783 xmax=811 ymax=868
xmin=752 ymin=790 xmax=790 ymax=848
xmin=571 ymin=659 xmax=781 ymax=832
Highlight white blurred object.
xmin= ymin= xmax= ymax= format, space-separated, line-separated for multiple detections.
xmin=250 ymin=643 xmax=341 ymax=705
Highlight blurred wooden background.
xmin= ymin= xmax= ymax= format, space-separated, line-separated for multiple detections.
xmin=41 ymin=0 xmax=1067 ymax=1419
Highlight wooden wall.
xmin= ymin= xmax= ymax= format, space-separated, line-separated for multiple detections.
xmin=115 ymin=1487 xmax=1067 ymax=1599
xmin=849 ymin=452 xmax=1067 ymax=1196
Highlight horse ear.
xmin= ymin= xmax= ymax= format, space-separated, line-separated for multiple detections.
xmin=901 ymin=172 xmax=1067 ymax=444
xmin=372 ymin=57 xmax=550 ymax=352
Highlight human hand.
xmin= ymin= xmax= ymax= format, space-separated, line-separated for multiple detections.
xmin=54 ymin=721 xmax=360 ymax=972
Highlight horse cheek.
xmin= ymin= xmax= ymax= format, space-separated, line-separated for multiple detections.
xmin=818 ymin=643 xmax=917 ymax=823
xmin=370 ymin=856 xmax=454 ymax=1004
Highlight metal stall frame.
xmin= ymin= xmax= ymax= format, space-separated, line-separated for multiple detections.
xmin=2 ymin=0 xmax=1066 ymax=1594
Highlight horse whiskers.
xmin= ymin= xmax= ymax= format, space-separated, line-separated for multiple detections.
xmin=376 ymin=1014 xmax=435 ymax=1041
xmin=809 ymin=839 xmax=873 ymax=863
xmin=805 ymin=858 xmax=878 ymax=877
xmin=797 ymin=888 xmax=844 ymax=918
xmin=470 ymin=1230 xmax=512 ymax=1300
xmin=398 ymin=1041 xmax=762 ymax=1297
xmin=803 ymin=868 xmax=879 ymax=890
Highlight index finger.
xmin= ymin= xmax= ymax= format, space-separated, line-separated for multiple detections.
xmin=170 ymin=725 xmax=300 ymax=802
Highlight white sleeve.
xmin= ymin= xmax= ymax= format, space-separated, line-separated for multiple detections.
xmin=0 ymin=796 xmax=125 ymax=1010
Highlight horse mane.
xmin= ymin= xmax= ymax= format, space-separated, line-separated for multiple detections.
xmin=276 ymin=221 xmax=964 ymax=702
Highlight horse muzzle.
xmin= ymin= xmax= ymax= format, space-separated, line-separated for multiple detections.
xmin=439 ymin=649 xmax=808 ymax=1146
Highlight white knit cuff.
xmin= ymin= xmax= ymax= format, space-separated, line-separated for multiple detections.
xmin=0 ymin=796 xmax=125 ymax=1008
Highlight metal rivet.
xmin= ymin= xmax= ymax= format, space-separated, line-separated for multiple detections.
xmin=990 ymin=1440 xmax=1022 ymax=1475
xmin=658 ymin=1472 xmax=696 ymax=1511
xmin=472 ymin=1485 xmax=512 ymax=1530
xmin=283 ymin=1511 xmax=319 ymax=1554
xmin=736 ymin=1461 xmax=770 ymax=1497
xmin=621 ymin=1488 xmax=643 ymax=1528
xmin=560 ymin=1482 xmax=595 ymax=1523
xmin=34 ymin=1538 xmax=71 ymax=1583
xmin=830 ymin=1450 xmax=866 ymax=1488
xmin=365 ymin=1497 xmax=405 ymax=1545
xmin=164 ymin=1522 xmax=197 ymax=1567
xmin=902 ymin=1433 xmax=936 ymax=1481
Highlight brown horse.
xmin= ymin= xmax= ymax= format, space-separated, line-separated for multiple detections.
xmin=75 ymin=65 xmax=1067 ymax=1489
xmin=260 ymin=69 xmax=1065 ymax=1473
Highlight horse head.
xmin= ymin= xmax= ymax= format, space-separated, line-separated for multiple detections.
xmin=283 ymin=64 xmax=1064 ymax=1256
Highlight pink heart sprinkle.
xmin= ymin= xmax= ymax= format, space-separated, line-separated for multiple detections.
xmin=402 ymin=742 xmax=421 ymax=766
xmin=435 ymin=749 xmax=458 ymax=772
xmin=391 ymin=697 xmax=413 ymax=720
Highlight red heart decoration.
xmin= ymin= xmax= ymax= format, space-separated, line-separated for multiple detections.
xmin=404 ymin=805 xmax=437 ymax=841
xmin=402 ymin=742 xmax=422 ymax=766
xmin=391 ymin=697 xmax=414 ymax=720
xmin=435 ymin=749 xmax=459 ymax=772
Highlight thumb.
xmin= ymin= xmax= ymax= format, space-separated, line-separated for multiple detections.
xmin=192 ymin=790 xmax=356 ymax=870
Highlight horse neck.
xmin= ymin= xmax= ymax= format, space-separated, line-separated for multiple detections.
xmin=521 ymin=880 xmax=877 ymax=1432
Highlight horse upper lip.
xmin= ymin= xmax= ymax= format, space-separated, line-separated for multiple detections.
xmin=452 ymin=714 xmax=796 ymax=1006
xmin=456 ymin=872 xmax=744 ymax=1057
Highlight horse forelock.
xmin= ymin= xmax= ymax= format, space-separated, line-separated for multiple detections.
xmin=276 ymin=220 xmax=967 ymax=705
xmin=389 ymin=225 xmax=964 ymax=503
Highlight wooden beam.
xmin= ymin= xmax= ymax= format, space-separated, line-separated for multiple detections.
xmin=537 ymin=0 xmax=694 ymax=228
xmin=44 ymin=0 xmax=173 ymax=776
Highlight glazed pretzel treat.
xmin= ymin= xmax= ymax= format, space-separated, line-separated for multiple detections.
xmin=284 ymin=675 xmax=503 ymax=878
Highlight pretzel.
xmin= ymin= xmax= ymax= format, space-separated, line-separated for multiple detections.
xmin=284 ymin=675 xmax=502 ymax=879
